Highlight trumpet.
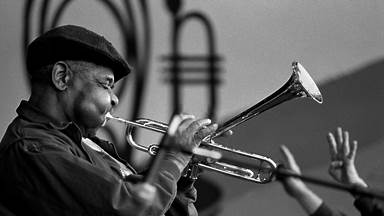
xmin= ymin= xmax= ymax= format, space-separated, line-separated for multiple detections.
xmin=106 ymin=61 xmax=323 ymax=183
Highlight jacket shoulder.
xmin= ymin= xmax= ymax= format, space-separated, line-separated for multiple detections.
xmin=0 ymin=117 xmax=75 ymax=154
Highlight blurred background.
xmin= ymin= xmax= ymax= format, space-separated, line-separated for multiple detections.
xmin=1 ymin=0 xmax=384 ymax=215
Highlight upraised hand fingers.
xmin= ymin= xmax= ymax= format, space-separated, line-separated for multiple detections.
xmin=336 ymin=127 xmax=344 ymax=154
xmin=327 ymin=132 xmax=338 ymax=161
xmin=337 ymin=127 xmax=343 ymax=144
xmin=342 ymin=131 xmax=350 ymax=156
xmin=348 ymin=140 xmax=358 ymax=161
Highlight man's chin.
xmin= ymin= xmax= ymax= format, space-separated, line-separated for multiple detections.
xmin=93 ymin=115 xmax=107 ymax=127
xmin=82 ymin=119 xmax=105 ymax=137
xmin=84 ymin=128 xmax=98 ymax=138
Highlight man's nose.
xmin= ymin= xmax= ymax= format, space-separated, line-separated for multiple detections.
xmin=111 ymin=92 xmax=119 ymax=107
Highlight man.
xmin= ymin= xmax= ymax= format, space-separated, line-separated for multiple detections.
xmin=0 ymin=25 xmax=218 ymax=216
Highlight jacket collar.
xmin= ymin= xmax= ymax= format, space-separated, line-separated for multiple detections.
xmin=16 ymin=100 xmax=82 ymax=142
xmin=17 ymin=100 xmax=70 ymax=128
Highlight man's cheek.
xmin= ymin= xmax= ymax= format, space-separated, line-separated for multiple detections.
xmin=94 ymin=93 xmax=111 ymax=113
xmin=74 ymin=91 xmax=110 ymax=121
xmin=75 ymin=101 xmax=100 ymax=123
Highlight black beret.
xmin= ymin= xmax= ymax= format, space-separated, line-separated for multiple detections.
xmin=27 ymin=25 xmax=132 ymax=82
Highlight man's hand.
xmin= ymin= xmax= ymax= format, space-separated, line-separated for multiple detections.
xmin=165 ymin=114 xmax=218 ymax=172
xmin=327 ymin=127 xmax=367 ymax=188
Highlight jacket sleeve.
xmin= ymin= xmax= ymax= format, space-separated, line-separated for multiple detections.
xmin=3 ymin=137 xmax=182 ymax=216
xmin=165 ymin=177 xmax=198 ymax=216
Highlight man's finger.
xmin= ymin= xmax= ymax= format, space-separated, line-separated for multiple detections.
xmin=194 ymin=123 xmax=218 ymax=142
xmin=336 ymin=127 xmax=344 ymax=155
xmin=348 ymin=140 xmax=358 ymax=160
xmin=337 ymin=127 xmax=343 ymax=144
xmin=327 ymin=133 xmax=338 ymax=161
xmin=342 ymin=131 xmax=350 ymax=156
xmin=330 ymin=161 xmax=343 ymax=168
xmin=219 ymin=129 xmax=233 ymax=137
xmin=186 ymin=118 xmax=211 ymax=134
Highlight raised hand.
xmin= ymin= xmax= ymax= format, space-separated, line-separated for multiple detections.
xmin=327 ymin=127 xmax=367 ymax=188
xmin=280 ymin=145 xmax=308 ymax=197
xmin=279 ymin=145 xmax=322 ymax=214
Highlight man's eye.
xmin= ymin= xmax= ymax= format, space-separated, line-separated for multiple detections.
xmin=98 ymin=80 xmax=114 ymax=90
xmin=98 ymin=82 xmax=110 ymax=89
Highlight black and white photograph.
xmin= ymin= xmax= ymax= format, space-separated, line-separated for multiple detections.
xmin=0 ymin=1 xmax=384 ymax=215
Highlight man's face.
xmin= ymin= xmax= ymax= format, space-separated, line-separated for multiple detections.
xmin=66 ymin=61 xmax=119 ymax=133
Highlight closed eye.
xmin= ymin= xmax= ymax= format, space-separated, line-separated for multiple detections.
xmin=98 ymin=81 xmax=112 ymax=90
xmin=98 ymin=77 xmax=114 ymax=90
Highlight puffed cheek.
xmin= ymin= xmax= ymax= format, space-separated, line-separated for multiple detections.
xmin=93 ymin=92 xmax=112 ymax=110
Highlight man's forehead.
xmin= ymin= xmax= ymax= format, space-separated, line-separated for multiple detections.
xmin=76 ymin=61 xmax=115 ymax=82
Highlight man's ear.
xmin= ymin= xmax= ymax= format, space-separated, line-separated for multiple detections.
xmin=51 ymin=61 xmax=72 ymax=90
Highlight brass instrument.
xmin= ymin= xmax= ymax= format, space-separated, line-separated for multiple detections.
xmin=106 ymin=61 xmax=323 ymax=183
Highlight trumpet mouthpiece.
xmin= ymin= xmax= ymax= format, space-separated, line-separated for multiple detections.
xmin=105 ymin=112 xmax=113 ymax=120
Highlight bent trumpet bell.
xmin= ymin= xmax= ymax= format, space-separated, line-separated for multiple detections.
xmin=105 ymin=61 xmax=322 ymax=184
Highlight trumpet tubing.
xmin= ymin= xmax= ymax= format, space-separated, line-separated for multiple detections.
xmin=106 ymin=114 xmax=277 ymax=183
xmin=106 ymin=61 xmax=323 ymax=184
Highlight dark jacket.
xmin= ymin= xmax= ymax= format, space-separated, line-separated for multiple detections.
xmin=0 ymin=101 xmax=197 ymax=216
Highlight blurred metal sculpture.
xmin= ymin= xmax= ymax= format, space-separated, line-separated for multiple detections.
xmin=162 ymin=0 xmax=223 ymax=120
xmin=161 ymin=1 xmax=224 ymax=215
